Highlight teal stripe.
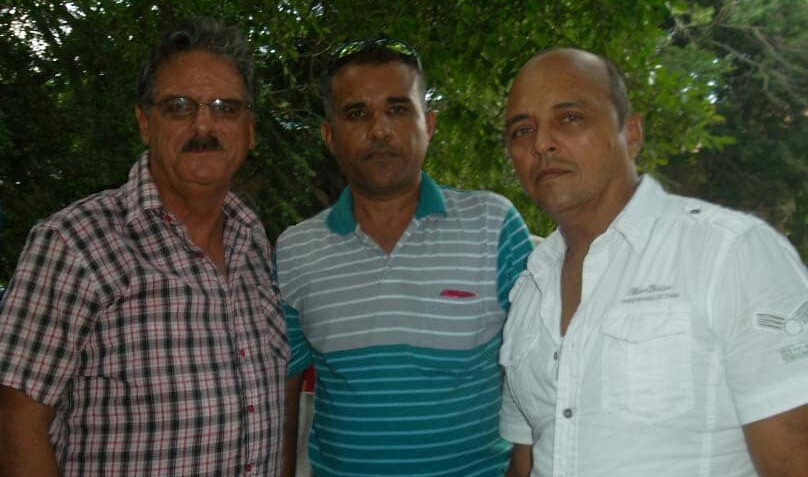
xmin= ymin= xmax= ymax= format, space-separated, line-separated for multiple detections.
xmin=283 ymin=303 xmax=311 ymax=375
xmin=496 ymin=206 xmax=533 ymax=310
xmin=276 ymin=184 xmax=527 ymax=476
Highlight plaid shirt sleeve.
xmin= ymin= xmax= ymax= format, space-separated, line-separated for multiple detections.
xmin=0 ymin=224 xmax=99 ymax=405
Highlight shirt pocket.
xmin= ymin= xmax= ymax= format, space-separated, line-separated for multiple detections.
xmin=599 ymin=306 xmax=694 ymax=423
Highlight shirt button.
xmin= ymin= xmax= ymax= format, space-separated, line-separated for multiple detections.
xmin=553 ymin=350 xmax=558 ymax=360
xmin=239 ymin=349 xmax=246 ymax=357
xmin=247 ymin=404 xmax=255 ymax=413
xmin=563 ymin=408 xmax=573 ymax=419
xmin=195 ymin=251 xmax=204 ymax=259
xmin=245 ymin=463 xmax=253 ymax=472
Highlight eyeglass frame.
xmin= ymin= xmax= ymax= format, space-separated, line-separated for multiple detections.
xmin=145 ymin=96 xmax=253 ymax=121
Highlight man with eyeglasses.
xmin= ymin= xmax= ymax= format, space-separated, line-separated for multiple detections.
xmin=275 ymin=39 xmax=534 ymax=477
xmin=0 ymin=17 xmax=287 ymax=476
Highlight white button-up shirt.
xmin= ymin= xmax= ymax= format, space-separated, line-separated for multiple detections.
xmin=499 ymin=176 xmax=808 ymax=477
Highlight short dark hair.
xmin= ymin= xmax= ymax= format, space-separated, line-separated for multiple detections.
xmin=322 ymin=39 xmax=426 ymax=118
xmin=136 ymin=16 xmax=255 ymax=110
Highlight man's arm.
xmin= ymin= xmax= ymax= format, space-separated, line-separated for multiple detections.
xmin=0 ymin=385 xmax=59 ymax=477
xmin=281 ymin=373 xmax=304 ymax=477
xmin=505 ymin=443 xmax=532 ymax=477
xmin=743 ymin=403 xmax=808 ymax=477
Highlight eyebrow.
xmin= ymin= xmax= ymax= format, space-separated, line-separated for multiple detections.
xmin=505 ymin=101 xmax=589 ymax=128
xmin=505 ymin=113 xmax=530 ymax=129
xmin=341 ymin=101 xmax=366 ymax=112
xmin=388 ymin=96 xmax=414 ymax=105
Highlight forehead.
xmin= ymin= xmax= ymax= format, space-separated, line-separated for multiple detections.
xmin=154 ymin=50 xmax=246 ymax=98
xmin=330 ymin=62 xmax=421 ymax=104
xmin=507 ymin=51 xmax=611 ymax=114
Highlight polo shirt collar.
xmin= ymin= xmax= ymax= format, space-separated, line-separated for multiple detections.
xmin=326 ymin=171 xmax=447 ymax=235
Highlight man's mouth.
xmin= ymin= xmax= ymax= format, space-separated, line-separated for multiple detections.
xmin=536 ymin=168 xmax=568 ymax=182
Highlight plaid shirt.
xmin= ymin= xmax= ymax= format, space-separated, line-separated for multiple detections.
xmin=0 ymin=153 xmax=287 ymax=476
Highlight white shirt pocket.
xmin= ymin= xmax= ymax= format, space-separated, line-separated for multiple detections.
xmin=599 ymin=306 xmax=694 ymax=423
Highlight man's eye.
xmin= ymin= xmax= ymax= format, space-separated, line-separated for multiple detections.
xmin=388 ymin=105 xmax=408 ymax=114
xmin=510 ymin=126 xmax=533 ymax=139
xmin=165 ymin=98 xmax=194 ymax=114
xmin=212 ymin=100 xmax=242 ymax=115
xmin=346 ymin=110 xmax=365 ymax=119
xmin=563 ymin=112 xmax=581 ymax=123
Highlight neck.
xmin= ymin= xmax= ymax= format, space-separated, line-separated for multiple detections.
xmin=157 ymin=182 xmax=229 ymax=273
xmin=352 ymin=185 xmax=420 ymax=254
xmin=558 ymin=177 xmax=639 ymax=255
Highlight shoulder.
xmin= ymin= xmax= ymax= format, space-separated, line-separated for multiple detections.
xmin=276 ymin=208 xmax=333 ymax=255
xmin=34 ymin=187 xmax=126 ymax=242
xmin=439 ymin=186 xmax=516 ymax=219
xmin=648 ymin=191 xmax=801 ymax=272
xmin=659 ymin=192 xmax=771 ymax=240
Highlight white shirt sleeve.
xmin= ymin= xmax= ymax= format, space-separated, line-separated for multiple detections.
xmin=500 ymin=374 xmax=534 ymax=445
xmin=712 ymin=221 xmax=808 ymax=424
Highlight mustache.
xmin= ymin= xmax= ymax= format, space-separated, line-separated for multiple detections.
xmin=182 ymin=135 xmax=222 ymax=152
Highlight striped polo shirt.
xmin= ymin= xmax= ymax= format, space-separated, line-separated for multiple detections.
xmin=275 ymin=172 xmax=533 ymax=477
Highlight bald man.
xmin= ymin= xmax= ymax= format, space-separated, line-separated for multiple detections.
xmin=498 ymin=47 xmax=808 ymax=477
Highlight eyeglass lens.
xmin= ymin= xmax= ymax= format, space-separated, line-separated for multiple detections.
xmin=155 ymin=97 xmax=248 ymax=120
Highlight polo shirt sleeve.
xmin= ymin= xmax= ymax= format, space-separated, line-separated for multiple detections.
xmin=496 ymin=206 xmax=534 ymax=311
xmin=712 ymin=221 xmax=808 ymax=424
xmin=0 ymin=226 xmax=96 ymax=406
xmin=272 ymin=239 xmax=314 ymax=377
xmin=282 ymin=302 xmax=313 ymax=376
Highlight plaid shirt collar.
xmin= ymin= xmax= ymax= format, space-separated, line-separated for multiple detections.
xmin=123 ymin=151 xmax=260 ymax=230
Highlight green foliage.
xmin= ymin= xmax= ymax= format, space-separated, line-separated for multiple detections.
xmin=658 ymin=0 xmax=808 ymax=258
xmin=1 ymin=0 xmax=804 ymax=283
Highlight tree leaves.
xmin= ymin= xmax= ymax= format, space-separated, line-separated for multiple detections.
xmin=1 ymin=0 xmax=804 ymax=283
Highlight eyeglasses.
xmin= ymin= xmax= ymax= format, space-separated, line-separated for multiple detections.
xmin=148 ymin=96 xmax=252 ymax=121
xmin=327 ymin=38 xmax=422 ymax=75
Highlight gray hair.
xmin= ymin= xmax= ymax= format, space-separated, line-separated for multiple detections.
xmin=136 ymin=16 xmax=254 ymax=109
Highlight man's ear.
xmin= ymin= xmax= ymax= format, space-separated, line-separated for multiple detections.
xmin=320 ymin=120 xmax=335 ymax=155
xmin=248 ymin=114 xmax=256 ymax=150
xmin=135 ymin=105 xmax=150 ymax=145
xmin=624 ymin=112 xmax=644 ymax=162
xmin=425 ymin=110 xmax=436 ymax=140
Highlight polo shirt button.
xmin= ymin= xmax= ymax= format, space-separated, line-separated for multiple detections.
xmin=247 ymin=404 xmax=255 ymax=413
xmin=563 ymin=408 xmax=573 ymax=418
xmin=245 ymin=463 xmax=253 ymax=472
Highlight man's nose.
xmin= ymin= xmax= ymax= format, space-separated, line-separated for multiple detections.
xmin=369 ymin=113 xmax=392 ymax=140
xmin=191 ymin=104 xmax=216 ymax=134
xmin=532 ymin=126 xmax=557 ymax=156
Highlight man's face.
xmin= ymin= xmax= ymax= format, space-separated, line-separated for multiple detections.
xmin=505 ymin=50 xmax=642 ymax=223
xmin=322 ymin=62 xmax=435 ymax=200
xmin=135 ymin=50 xmax=254 ymax=201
